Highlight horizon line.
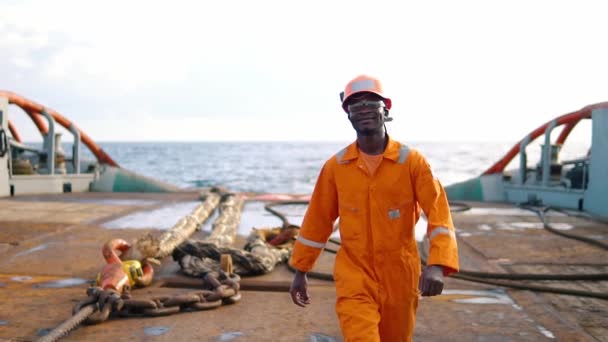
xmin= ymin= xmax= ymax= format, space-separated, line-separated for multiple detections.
xmin=18 ymin=139 xmax=535 ymax=144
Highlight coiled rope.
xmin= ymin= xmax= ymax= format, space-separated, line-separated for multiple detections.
xmin=173 ymin=197 xmax=299 ymax=277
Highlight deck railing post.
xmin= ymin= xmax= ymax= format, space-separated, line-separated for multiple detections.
xmin=68 ymin=123 xmax=81 ymax=174
xmin=542 ymin=120 xmax=558 ymax=187
xmin=519 ymin=135 xmax=531 ymax=185
xmin=40 ymin=110 xmax=55 ymax=175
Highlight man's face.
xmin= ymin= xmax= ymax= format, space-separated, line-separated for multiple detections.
xmin=345 ymin=93 xmax=386 ymax=136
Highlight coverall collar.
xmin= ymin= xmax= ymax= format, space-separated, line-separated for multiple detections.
xmin=342 ymin=135 xmax=403 ymax=163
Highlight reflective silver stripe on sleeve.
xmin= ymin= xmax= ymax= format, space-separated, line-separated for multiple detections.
xmin=398 ymin=144 xmax=410 ymax=164
xmin=336 ymin=147 xmax=349 ymax=164
xmin=429 ymin=227 xmax=454 ymax=240
xmin=297 ymin=235 xmax=326 ymax=249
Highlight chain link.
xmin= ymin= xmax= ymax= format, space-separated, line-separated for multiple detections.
xmin=73 ymin=271 xmax=241 ymax=323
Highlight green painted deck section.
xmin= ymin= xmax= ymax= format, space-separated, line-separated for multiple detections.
xmin=445 ymin=177 xmax=484 ymax=201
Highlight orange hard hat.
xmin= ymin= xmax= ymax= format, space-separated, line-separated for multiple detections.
xmin=340 ymin=75 xmax=392 ymax=112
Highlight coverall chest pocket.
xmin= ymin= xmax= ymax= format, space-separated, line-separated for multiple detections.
xmin=337 ymin=192 xmax=362 ymax=243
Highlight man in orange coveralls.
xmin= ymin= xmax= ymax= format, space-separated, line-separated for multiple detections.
xmin=289 ymin=75 xmax=459 ymax=341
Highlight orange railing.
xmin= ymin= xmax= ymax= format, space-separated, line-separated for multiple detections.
xmin=483 ymin=102 xmax=608 ymax=175
xmin=0 ymin=90 xmax=118 ymax=167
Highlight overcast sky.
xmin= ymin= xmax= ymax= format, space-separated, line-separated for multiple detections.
xmin=1 ymin=0 xmax=606 ymax=143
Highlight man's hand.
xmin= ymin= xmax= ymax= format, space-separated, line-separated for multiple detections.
xmin=419 ymin=265 xmax=444 ymax=296
xmin=289 ymin=270 xmax=311 ymax=307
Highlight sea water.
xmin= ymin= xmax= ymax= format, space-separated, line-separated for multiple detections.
xmin=87 ymin=140 xmax=588 ymax=193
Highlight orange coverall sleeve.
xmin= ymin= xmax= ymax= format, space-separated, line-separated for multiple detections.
xmin=289 ymin=161 xmax=339 ymax=272
xmin=412 ymin=151 xmax=459 ymax=276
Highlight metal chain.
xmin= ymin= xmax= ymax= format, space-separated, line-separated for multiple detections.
xmin=72 ymin=271 xmax=241 ymax=323
xmin=119 ymin=286 xmax=241 ymax=317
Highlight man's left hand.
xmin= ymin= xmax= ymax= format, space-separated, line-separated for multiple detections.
xmin=419 ymin=265 xmax=444 ymax=296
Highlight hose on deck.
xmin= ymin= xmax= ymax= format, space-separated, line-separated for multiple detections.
xmin=270 ymin=200 xmax=608 ymax=300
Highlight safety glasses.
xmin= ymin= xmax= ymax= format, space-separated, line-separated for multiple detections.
xmin=347 ymin=100 xmax=386 ymax=115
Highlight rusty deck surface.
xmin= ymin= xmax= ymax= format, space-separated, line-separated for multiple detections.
xmin=0 ymin=193 xmax=607 ymax=341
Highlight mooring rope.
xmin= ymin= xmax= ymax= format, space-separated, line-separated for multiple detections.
xmin=122 ymin=188 xmax=223 ymax=261
xmin=173 ymin=199 xmax=305 ymax=277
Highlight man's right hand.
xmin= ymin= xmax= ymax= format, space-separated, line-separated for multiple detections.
xmin=289 ymin=270 xmax=310 ymax=307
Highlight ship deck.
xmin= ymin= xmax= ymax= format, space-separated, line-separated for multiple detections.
xmin=0 ymin=192 xmax=607 ymax=341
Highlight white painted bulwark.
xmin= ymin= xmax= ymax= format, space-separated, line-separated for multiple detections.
xmin=480 ymin=174 xmax=505 ymax=202
xmin=0 ymin=97 xmax=10 ymax=197
xmin=89 ymin=165 xmax=118 ymax=192
xmin=10 ymin=174 xmax=95 ymax=195
xmin=584 ymin=108 xmax=608 ymax=219
xmin=504 ymin=185 xmax=584 ymax=209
